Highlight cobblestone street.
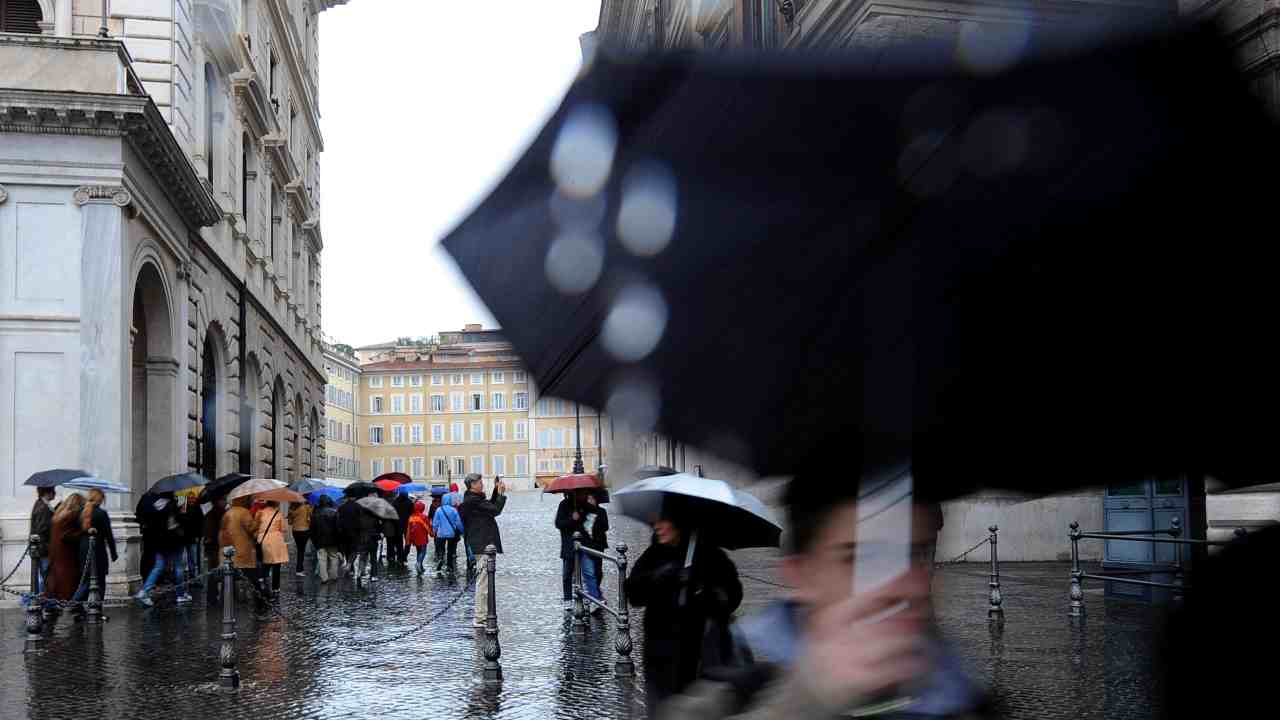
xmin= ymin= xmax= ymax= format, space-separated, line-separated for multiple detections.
xmin=1 ymin=492 xmax=1163 ymax=720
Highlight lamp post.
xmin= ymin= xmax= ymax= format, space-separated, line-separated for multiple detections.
xmin=573 ymin=402 xmax=584 ymax=475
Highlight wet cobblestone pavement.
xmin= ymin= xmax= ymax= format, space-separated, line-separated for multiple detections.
xmin=1 ymin=492 xmax=1163 ymax=720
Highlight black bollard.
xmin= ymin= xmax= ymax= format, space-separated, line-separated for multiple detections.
xmin=1068 ymin=521 xmax=1085 ymax=619
xmin=219 ymin=547 xmax=240 ymax=689
xmin=614 ymin=543 xmax=635 ymax=677
xmin=86 ymin=528 xmax=103 ymax=624
xmin=482 ymin=544 xmax=502 ymax=683
xmin=25 ymin=535 xmax=43 ymax=649
xmin=988 ymin=525 xmax=1003 ymax=622
xmin=1170 ymin=517 xmax=1184 ymax=602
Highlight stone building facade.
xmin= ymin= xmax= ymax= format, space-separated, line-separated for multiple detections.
xmin=0 ymin=0 xmax=345 ymax=600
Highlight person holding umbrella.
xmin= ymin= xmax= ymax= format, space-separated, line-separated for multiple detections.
xmin=134 ymin=492 xmax=189 ymax=607
xmin=71 ymin=489 xmax=118 ymax=615
xmin=255 ymin=500 xmax=289 ymax=599
xmin=28 ymin=486 xmax=56 ymax=595
xmin=288 ymin=499 xmax=313 ymax=577
xmin=219 ymin=497 xmax=259 ymax=605
xmin=431 ymin=492 xmax=464 ymax=578
xmin=204 ymin=495 xmax=227 ymax=604
xmin=311 ymin=495 xmax=343 ymax=583
xmin=554 ymin=485 xmax=606 ymax=613
xmin=46 ymin=493 xmax=87 ymax=608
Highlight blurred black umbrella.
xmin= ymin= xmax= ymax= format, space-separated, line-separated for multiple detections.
xmin=149 ymin=472 xmax=208 ymax=495
xmin=444 ymin=25 xmax=1277 ymax=497
xmin=634 ymin=465 xmax=677 ymax=481
xmin=343 ymin=482 xmax=381 ymax=499
xmin=288 ymin=477 xmax=327 ymax=494
xmin=356 ymin=496 xmax=399 ymax=521
xmin=199 ymin=473 xmax=252 ymax=502
xmin=24 ymin=469 xmax=95 ymax=488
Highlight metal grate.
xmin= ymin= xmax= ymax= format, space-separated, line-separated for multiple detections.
xmin=0 ymin=0 xmax=43 ymax=34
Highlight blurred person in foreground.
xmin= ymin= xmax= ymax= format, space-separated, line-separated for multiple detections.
xmin=658 ymin=479 xmax=988 ymax=720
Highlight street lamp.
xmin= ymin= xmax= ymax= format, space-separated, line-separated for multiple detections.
xmin=573 ymin=402 xmax=585 ymax=474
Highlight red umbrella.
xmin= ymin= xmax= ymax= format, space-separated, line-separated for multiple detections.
xmin=374 ymin=479 xmax=402 ymax=493
xmin=543 ymin=473 xmax=602 ymax=494
xmin=373 ymin=472 xmax=411 ymax=485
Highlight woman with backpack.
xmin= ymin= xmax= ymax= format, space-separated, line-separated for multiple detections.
xmin=431 ymin=496 xmax=464 ymax=578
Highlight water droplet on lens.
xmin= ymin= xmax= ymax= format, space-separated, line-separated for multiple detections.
xmin=550 ymin=104 xmax=617 ymax=198
xmin=956 ymin=21 xmax=1031 ymax=76
xmin=601 ymin=283 xmax=668 ymax=362
xmin=606 ymin=375 xmax=660 ymax=433
xmin=544 ymin=231 xmax=604 ymax=295
xmin=549 ymin=191 xmax=608 ymax=231
xmin=617 ymin=162 xmax=677 ymax=257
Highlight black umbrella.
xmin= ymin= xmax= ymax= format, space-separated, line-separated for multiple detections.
xmin=200 ymin=473 xmax=253 ymax=502
xmin=444 ymin=25 xmax=1277 ymax=497
xmin=24 ymin=469 xmax=95 ymax=488
xmin=288 ymin=477 xmax=328 ymax=494
xmin=149 ymin=472 xmax=208 ymax=495
xmin=633 ymin=465 xmax=677 ymax=481
xmin=343 ymin=482 xmax=382 ymax=499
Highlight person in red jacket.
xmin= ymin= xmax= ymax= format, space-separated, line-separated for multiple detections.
xmin=406 ymin=500 xmax=434 ymax=576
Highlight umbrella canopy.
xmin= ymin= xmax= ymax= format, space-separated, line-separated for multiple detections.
xmin=255 ymin=487 xmax=306 ymax=504
xmin=613 ymin=473 xmax=780 ymax=550
xmin=226 ymin=478 xmax=286 ymax=502
xmin=372 ymin=472 xmax=411 ymax=485
xmin=373 ymin=479 xmax=402 ymax=493
xmin=307 ymin=487 xmax=345 ymax=506
xmin=288 ymin=478 xmax=327 ymax=494
xmin=201 ymin=473 xmax=253 ymax=502
xmin=148 ymin=472 xmax=208 ymax=495
xmin=343 ymin=482 xmax=382 ymax=499
xmin=430 ymin=485 xmax=450 ymax=497
xmin=63 ymin=477 xmax=132 ymax=494
xmin=24 ymin=469 xmax=95 ymax=488
xmin=356 ymin=496 xmax=399 ymax=521
xmin=395 ymin=483 xmax=428 ymax=494
xmin=544 ymin=473 xmax=603 ymax=494
xmin=443 ymin=25 xmax=1278 ymax=497
xmin=634 ymin=466 xmax=677 ymax=481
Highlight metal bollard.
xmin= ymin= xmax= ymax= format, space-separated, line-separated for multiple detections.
xmin=86 ymin=528 xmax=102 ymax=623
xmin=988 ymin=525 xmax=1003 ymax=621
xmin=1170 ymin=517 xmax=1184 ymax=602
xmin=572 ymin=535 xmax=588 ymax=635
xmin=25 ymin=535 xmax=43 ymax=647
xmin=1068 ymin=521 xmax=1085 ymax=618
xmin=482 ymin=544 xmax=502 ymax=683
xmin=219 ymin=547 xmax=240 ymax=689
xmin=614 ymin=543 xmax=635 ymax=677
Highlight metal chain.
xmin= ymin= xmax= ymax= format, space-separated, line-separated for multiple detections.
xmin=0 ymin=544 xmax=31 ymax=588
xmin=935 ymin=537 xmax=990 ymax=566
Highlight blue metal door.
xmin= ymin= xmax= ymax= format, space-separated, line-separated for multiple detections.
xmin=1103 ymin=475 xmax=1187 ymax=601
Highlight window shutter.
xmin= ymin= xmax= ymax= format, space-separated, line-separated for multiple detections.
xmin=1 ymin=0 xmax=43 ymax=34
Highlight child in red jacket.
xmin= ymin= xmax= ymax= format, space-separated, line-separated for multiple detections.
xmin=406 ymin=500 xmax=434 ymax=576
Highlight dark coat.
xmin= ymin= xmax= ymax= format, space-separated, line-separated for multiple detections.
xmin=337 ymin=499 xmax=365 ymax=550
xmin=135 ymin=493 xmax=184 ymax=553
xmin=77 ymin=506 xmax=118 ymax=582
xmin=459 ymin=489 xmax=506 ymax=555
xmin=47 ymin=510 xmax=84 ymax=601
xmin=30 ymin=497 xmax=53 ymax=547
xmin=204 ymin=503 xmax=227 ymax=550
xmin=394 ymin=493 xmax=414 ymax=532
xmin=181 ymin=501 xmax=205 ymax=545
xmin=626 ymin=540 xmax=743 ymax=710
xmin=311 ymin=501 xmax=341 ymax=549
xmin=555 ymin=497 xmax=608 ymax=559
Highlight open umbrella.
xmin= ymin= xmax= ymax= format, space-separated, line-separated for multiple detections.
xmin=543 ymin=473 xmax=602 ymax=494
xmin=430 ymin=485 xmax=450 ymax=497
xmin=613 ymin=473 xmax=780 ymax=551
xmin=149 ymin=472 xmax=208 ymax=495
xmin=288 ymin=478 xmax=327 ymax=494
xmin=373 ymin=479 xmax=402 ymax=494
xmin=200 ymin=473 xmax=253 ymax=502
xmin=226 ymin=478 xmax=285 ymax=503
xmin=307 ymin=487 xmax=345 ymax=506
xmin=372 ymin=472 xmax=411 ymax=485
xmin=443 ymin=25 xmax=1278 ymax=497
xmin=63 ymin=477 xmax=132 ymax=494
xmin=395 ymin=483 xmax=428 ymax=495
xmin=356 ymin=496 xmax=399 ymax=521
xmin=634 ymin=466 xmax=677 ymax=481
xmin=343 ymin=482 xmax=381 ymax=499
xmin=24 ymin=469 xmax=95 ymax=488
xmin=255 ymin=487 xmax=306 ymax=504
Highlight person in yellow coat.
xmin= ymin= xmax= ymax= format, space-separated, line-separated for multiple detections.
xmin=255 ymin=500 xmax=289 ymax=600
xmin=287 ymin=500 xmax=313 ymax=577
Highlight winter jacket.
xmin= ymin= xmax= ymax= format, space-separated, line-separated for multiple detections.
xmin=204 ymin=503 xmax=227 ymax=550
xmin=219 ymin=505 xmax=258 ymax=570
xmin=627 ymin=540 xmax=743 ymax=711
xmin=255 ymin=507 xmax=289 ymax=566
xmin=311 ymin=500 xmax=341 ymax=549
xmin=181 ymin=501 xmax=205 ymax=545
xmin=30 ymin=497 xmax=53 ymax=547
xmin=555 ymin=497 xmax=607 ymax=559
xmin=432 ymin=504 xmax=464 ymax=540
xmin=394 ymin=494 xmax=414 ymax=533
xmin=459 ymin=489 xmax=506 ymax=554
xmin=407 ymin=510 xmax=432 ymax=548
xmin=288 ymin=502 xmax=313 ymax=532
xmin=136 ymin=493 xmax=185 ymax=553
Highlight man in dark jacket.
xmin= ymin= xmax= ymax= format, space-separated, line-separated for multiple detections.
xmin=336 ymin=496 xmax=362 ymax=577
xmin=29 ymin=487 xmax=55 ymax=594
xmin=311 ymin=495 xmax=342 ymax=583
xmin=459 ymin=474 xmax=506 ymax=628
xmin=203 ymin=496 xmax=227 ymax=604
xmin=555 ymin=489 xmax=606 ymax=613
xmin=393 ymin=491 xmax=415 ymax=568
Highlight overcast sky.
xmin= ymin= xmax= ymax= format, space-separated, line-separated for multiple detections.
xmin=318 ymin=1 xmax=601 ymax=347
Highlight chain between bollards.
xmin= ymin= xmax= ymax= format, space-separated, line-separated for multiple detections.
xmin=219 ymin=546 xmax=240 ymax=689
xmin=1068 ymin=521 xmax=1085 ymax=619
xmin=614 ymin=542 xmax=634 ymax=677
xmin=987 ymin=525 xmax=1003 ymax=622
xmin=25 ymin=535 xmax=43 ymax=649
xmin=85 ymin=529 xmax=102 ymax=624
xmin=482 ymin=544 xmax=502 ymax=683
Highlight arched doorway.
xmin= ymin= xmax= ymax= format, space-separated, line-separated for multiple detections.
xmin=199 ymin=328 xmax=224 ymax=480
xmin=240 ymin=355 xmax=261 ymax=475
xmin=308 ymin=406 xmax=321 ymax=479
xmin=130 ymin=262 xmax=176 ymax=497
xmin=271 ymin=377 xmax=286 ymax=480
xmin=292 ymin=394 xmax=304 ymax=482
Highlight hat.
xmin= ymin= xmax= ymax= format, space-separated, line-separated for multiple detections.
xmin=450 ymin=483 xmax=459 ymax=493
xmin=414 ymin=500 xmax=425 ymax=513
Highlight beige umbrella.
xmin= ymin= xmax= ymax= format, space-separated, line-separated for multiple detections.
xmin=226 ymin=478 xmax=285 ymax=502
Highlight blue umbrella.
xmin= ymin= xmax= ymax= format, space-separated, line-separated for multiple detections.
xmin=395 ymin=483 xmax=427 ymax=494
xmin=149 ymin=472 xmax=208 ymax=494
xmin=306 ymin=487 xmax=344 ymax=506
xmin=24 ymin=469 xmax=95 ymax=488
xmin=64 ymin=477 xmax=131 ymax=494
xmin=430 ymin=486 xmax=449 ymax=497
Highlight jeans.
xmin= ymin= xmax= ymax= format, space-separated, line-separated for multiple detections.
xmin=141 ymin=550 xmax=186 ymax=596
xmin=562 ymin=552 xmax=602 ymax=602
xmin=435 ymin=537 xmax=457 ymax=573
xmin=187 ymin=543 xmax=201 ymax=581
xmin=415 ymin=545 xmax=429 ymax=572
xmin=36 ymin=557 xmax=49 ymax=594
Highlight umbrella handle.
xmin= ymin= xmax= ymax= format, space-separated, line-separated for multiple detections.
xmin=677 ymin=530 xmax=698 ymax=607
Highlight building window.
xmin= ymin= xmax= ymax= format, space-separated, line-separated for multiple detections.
xmin=391 ymin=395 xmax=405 ymax=414
xmin=492 ymin=393 xmax=505 ymax=410
xmin=454 ymin=457 xmax=467 ymax=476
xmin=370 ymin=396 xmax=384 ymax=414
xmin=392 ymin=458 xmax=406 ymax=474
xmin=0 ymin=0 xmax=44 ymax=34
xmin=411 ymin=424 xmax=423 ymax=444
xmin=514 ymin=392 xmax=529 ymax=410
xmin=450 ymin=392 xmax=464 ymax=412
xmin=513 ymin=370 xmax=527 ymax=383
xmin=492 ymin=455 xmax=506 ymax=475
xmin=471 ymin=372 xmax=484 ymax=385
xmin=451 ymin=422 xmax=464 ymax=442
xmin=410 ymin=394 xmax=423 ymax=413
xmin=471 ymin=393 xmax=484 ymax=411
xmin=492 ymin=421 xmax=505 ymax=441
xmin=431 ymin=394 xmax=445 ymax=412
xmin=372 ymin=459 xmax=384 ymax=477
xmin=412 ymin=457 xmax=425 ymax=478
xmin=410 ymin=375 xmax=423 ymax=387
xmin=369 ymin=376 xmax=383 ymax=388
xmin=328 ymin=418 xmax=337 ymax=439
xmin=432 ymin=373 xmax=443 ymax=386
xmin=470 ymin=422 xmax=483 ymax=442
xmin=555 ymin=458 xmax=565 ymax=472
xmin=434 ymin=457 xmax=448 ymax=477
xmin=392 ymin=375 xmax=405 ymax=387
xmin=537 ymin=428 xmax=549 ymax=449
xmin=538 ymin=459 xmax=549 ymax=472
xmin=369 ymin=426 xmax=383 ymax=445
xmin=492 ymin=371 xmax=505 ymax=384
xmin=515 ymin=455 xmax=528 ymax=476
xmin=514 ymin=421 xmax=527 ymax=441
xmin=392 ymin=424 xmax=405 ymax=445
xmin=471 ymin=456 xmax=484 ymax=474
xmin=450 ymin=373 xmax=463 ymax=385
xmin=431 ymin=424 xmax=443 ymax=442
xmin=204 ymin=63 xmax=219 ymax=183
xmin=536 ymin=398 xmax=550 ymax=417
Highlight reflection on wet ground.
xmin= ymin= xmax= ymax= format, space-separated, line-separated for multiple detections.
xmin=1 ymin=492 xmax=1160 ymax=720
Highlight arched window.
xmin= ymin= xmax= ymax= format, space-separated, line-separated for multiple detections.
xmin=242 ymin=132 xmax=251 ymax=217
xmin=204 ymin=63 xmax=220 ymax=184
xmin=0 ymin=0 xmax=42 ymax=34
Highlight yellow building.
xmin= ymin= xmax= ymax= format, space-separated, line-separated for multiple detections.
xmin=323 ymin=344 xmax=361 ymax=482
xmin=531 ymin=395 xmax=608 ymax=488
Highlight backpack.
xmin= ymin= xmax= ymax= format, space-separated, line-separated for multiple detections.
xmin=407 ymin=515 xmax=430 ymax=547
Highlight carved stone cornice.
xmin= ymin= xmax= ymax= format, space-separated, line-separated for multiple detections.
xmin=285 ymin=179 xmax=315 ymax=223
xmin=230 ymin=70 xmax=278 ymax=140
xmin=73 ymin=185 xmax=133 ymax=207
xmin=261 ymin=134 xmax=300 ymax=188
xmin=265 ymin=0 xmax=325 ymax=151
xmin=301 ymin=216 xmax=323 ymax=251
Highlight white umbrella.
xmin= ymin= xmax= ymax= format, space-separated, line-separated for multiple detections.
xmin=356 ymin=496 xmax=398 ymax=521
xmin=63 ymin=477 xmax=131 ymax=494
xmin=613 ymin=472 xmax=781 ymax=550
xmin=226 ymin=478 xmax=285 ymax=502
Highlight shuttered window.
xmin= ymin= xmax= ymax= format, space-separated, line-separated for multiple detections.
xmin=1 ymin=0 xmax=43 ymax=34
